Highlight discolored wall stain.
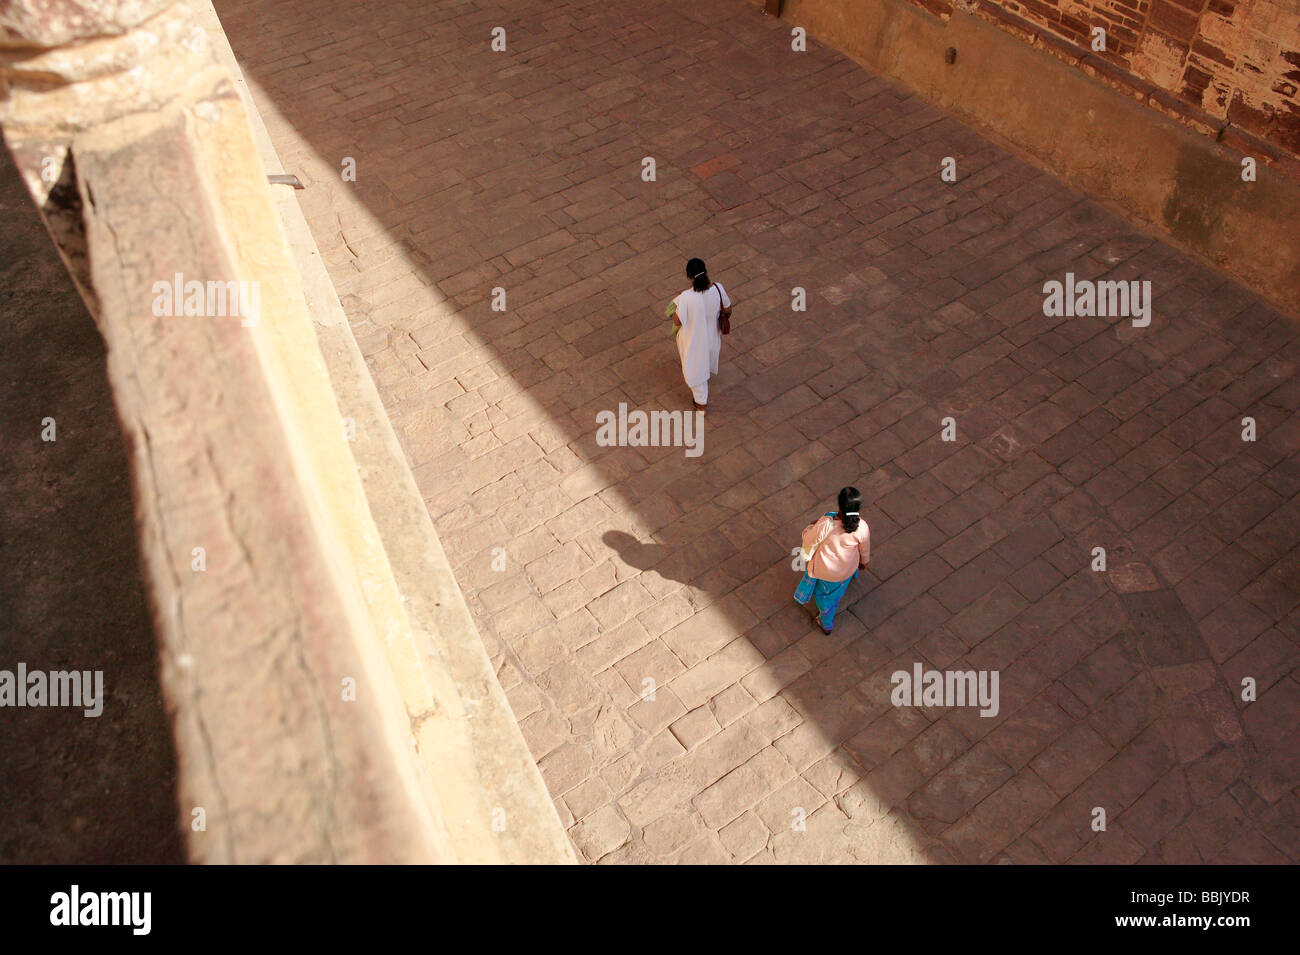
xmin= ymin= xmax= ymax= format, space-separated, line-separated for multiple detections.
xmin=879 ymin=0 xmax=1300 ymax=161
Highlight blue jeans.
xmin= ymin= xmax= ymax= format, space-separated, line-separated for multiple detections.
xmin=794 ymin=571 xmax=856 ymax=627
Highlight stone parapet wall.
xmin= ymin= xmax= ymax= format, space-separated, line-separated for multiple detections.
xmin=1 ymin=0 xmax=573 ymax=863
xmin=197 ymin=1 xmax=577 ymax=863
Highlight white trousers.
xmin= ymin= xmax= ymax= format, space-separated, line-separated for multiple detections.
xmin=690 ymin=381 xmax=708 ymax=405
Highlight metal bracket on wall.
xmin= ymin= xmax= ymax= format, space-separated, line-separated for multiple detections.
xmin=267 ymin=174 xmax=304 ymax=189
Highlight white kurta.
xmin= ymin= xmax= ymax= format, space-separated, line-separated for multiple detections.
xmin=673 ymin=283 xmax=730 ymax=388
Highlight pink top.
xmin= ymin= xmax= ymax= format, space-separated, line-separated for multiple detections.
xmin=802 ymin=513 xmax=870 ymax=583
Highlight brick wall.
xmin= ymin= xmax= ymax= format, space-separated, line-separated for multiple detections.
xmin=912 ymin=0 xmax=1300 ymax=161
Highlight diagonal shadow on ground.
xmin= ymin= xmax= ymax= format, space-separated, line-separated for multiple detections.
xmin=214 ymin=0 xmax=1299 ymax=863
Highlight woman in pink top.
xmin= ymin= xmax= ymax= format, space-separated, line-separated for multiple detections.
xmin=794 ymin=487 xmax=870 ymax=634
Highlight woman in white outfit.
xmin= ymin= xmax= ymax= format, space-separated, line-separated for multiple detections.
xmin=669 ymin=257 xmax=732 ymax=414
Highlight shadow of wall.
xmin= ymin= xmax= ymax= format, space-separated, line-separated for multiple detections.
xmin=0 ymin=145 xmax=184 ymax=864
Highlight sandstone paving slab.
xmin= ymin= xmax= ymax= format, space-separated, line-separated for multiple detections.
xmin=216 ymin=0 xmax=1299 ymax=863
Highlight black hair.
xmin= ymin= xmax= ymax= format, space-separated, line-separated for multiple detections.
xmin=838 ymin=486 xmax=863 ymax=533
xmin=686 ymin=257 xmax=709 ymax=293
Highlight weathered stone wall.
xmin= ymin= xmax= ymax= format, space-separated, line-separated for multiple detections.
xmin=753 ymin=0 xmax=1300 ymax=315
xmin=895 ymin=0 xmax=1300 ymax=162
xmin=1 ymin=0 xmax=575 ymax=863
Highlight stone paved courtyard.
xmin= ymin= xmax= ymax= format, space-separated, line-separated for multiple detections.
xmin=216 ymin=0 xmax=1299 ymax=862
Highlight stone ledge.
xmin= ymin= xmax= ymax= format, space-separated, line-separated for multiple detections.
xmin=2 ymin=0 xmax=571 ymax=863
xmin=201 ymin=1 xmax=576 ymax=864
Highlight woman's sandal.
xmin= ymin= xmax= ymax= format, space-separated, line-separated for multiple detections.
xmin=692 ymin=401 xmax=707 ymax=414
